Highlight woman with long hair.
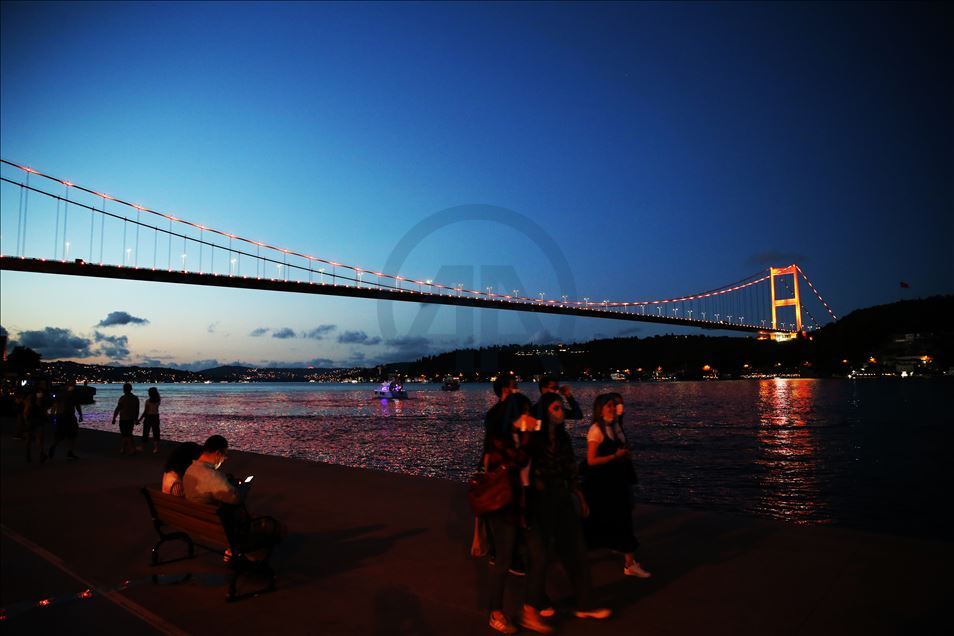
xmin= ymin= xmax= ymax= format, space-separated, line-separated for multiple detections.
xmin=582 ymin=393 xmax=650 ymax=578
xmin=481 ymin=392 xmax=544 ymax=634
xmin=139 ymin=387 xmax=162 ymax=454
xmin=524 ymin=392 xmax=612 ymax=630
xmin=162 ymin=441 xmax=202 ymax=496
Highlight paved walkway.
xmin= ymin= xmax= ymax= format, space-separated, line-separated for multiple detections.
xmin=1 ymin=417 xmax=950 ymax=635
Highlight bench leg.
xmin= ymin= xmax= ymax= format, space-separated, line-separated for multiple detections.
xmin=151 ymin=532 xmax=194 ymax=566
xmin=226 ymin=561 xmax=277 ymax=602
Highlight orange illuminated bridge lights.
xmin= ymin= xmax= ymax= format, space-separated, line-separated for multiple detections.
xmin=769 ymin=265 xmax=801 ymax=340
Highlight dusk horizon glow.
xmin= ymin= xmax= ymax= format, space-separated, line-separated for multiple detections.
xmin=2 ymin=1 xmax=951 ymax=369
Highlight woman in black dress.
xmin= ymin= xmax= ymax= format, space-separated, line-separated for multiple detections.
xmin=582 ymin=393 xmax=651 ymax=578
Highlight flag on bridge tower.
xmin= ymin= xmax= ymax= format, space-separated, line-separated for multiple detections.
xmin=900 ymin=281 xmax=910 ymax=289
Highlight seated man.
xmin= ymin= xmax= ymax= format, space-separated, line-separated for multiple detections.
xmin=184 ymin=435 xmax=279 ymax=560
xmin=183 ymin=435 xmax=246 ymax=505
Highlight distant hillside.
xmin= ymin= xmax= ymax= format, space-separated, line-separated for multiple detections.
xmin=200 ymin=365 xmax=255 ymax=380
xmin=387 ymin=295 xmax=954 ymax=378
xmin=812 ymin=295 xmax=954 ymax=358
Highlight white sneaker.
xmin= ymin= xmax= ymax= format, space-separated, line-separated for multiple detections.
xmin=573 ymin=608 xmax=612 ymax=620
xmin=489 ymin=612 xmax=518 ymax=634
xmin=624 ymin=562 xmax=652 ymax=578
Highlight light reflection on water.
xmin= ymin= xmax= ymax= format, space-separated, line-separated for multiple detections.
xmin=78 ymin=379 xmax=953 ymax=539
xmin=755 ymin=379 xmax=822 ymax=524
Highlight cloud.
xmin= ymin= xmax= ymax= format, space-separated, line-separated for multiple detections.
xmin=746 ymin=251 xmax=807 ymax=268
xmin=207 ymin=322 xmax=220 ymax=333
xmin=16 ymin=327 xmax=94 ymax=359
xmin=304 ymin=324 xmax=337 ymax=339
xmin=97 ymin=311 xmax=149 ymax=327
xmin=250 ymin=325 xmax=338 ymax=340
xmin=94 ymin=331 xmax=130 ymax=360
xmin=179 ymin=359 xmax=226 ymax=372
xmin=338 ymin=330 xmax=382 ymax=345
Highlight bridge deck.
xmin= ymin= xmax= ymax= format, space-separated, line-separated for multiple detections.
xmin=0 ymin=256 xmax=781 ymax=333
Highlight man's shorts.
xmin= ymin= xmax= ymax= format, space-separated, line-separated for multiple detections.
xmin=119 ymin=419 xmax=135 ymax=436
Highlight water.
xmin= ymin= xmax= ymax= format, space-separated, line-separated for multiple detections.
xmin=78 ymin=379 xmax=954 ymax=540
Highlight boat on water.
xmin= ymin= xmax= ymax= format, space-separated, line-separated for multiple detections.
xmin=441 ymin=377 xmax=461 ymax=391
xmin=73 ymin=384 xmax=97 ymax=404
xmin=375 ymin=381 xmax=408 ymax=399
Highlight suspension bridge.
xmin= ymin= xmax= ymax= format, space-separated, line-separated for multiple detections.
xmin=0 ymin=160 xmax=838 ymax=338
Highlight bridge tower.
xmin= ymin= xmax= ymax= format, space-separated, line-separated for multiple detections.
xmin=769 ymin=265 xmax=801 ymax=340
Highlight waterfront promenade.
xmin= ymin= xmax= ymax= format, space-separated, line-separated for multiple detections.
xmin=1 ymin=419 xmax=949 ymax=635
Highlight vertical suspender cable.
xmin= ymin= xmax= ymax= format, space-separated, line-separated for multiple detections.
xmin=54 ymin=198 xmax=61 ymax=259
xmin=21 ymin=173 xmax=31 ymax=256
xmin=99 ymin=198 xmax=106 ymax=265
xmin=64 ymin=185 xmax=71 ymax=261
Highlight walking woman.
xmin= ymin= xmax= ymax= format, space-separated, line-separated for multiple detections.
xmin=481 ymin=392 xmax=545 ymax=634
xmin=139 ymin=387 xmax=161 ymax=454
xmin=524 ymin=393 xmax=612 ymax=630
xmin=582 ymin=393 xmax=651 ymax=578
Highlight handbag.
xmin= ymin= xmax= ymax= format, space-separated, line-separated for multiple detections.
xmin=467 ymin=466 xmax=514 ymax=515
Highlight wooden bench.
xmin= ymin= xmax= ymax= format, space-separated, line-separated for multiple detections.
xmin=141 ymin=486 xmax=278 ymax=601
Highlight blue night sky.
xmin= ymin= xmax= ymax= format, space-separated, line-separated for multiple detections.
xmin=1 ymin=2 xmax=951 ymax=369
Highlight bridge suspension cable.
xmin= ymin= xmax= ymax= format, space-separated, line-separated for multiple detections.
xmin=0 ymin=159 xmax=836 ymax=333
